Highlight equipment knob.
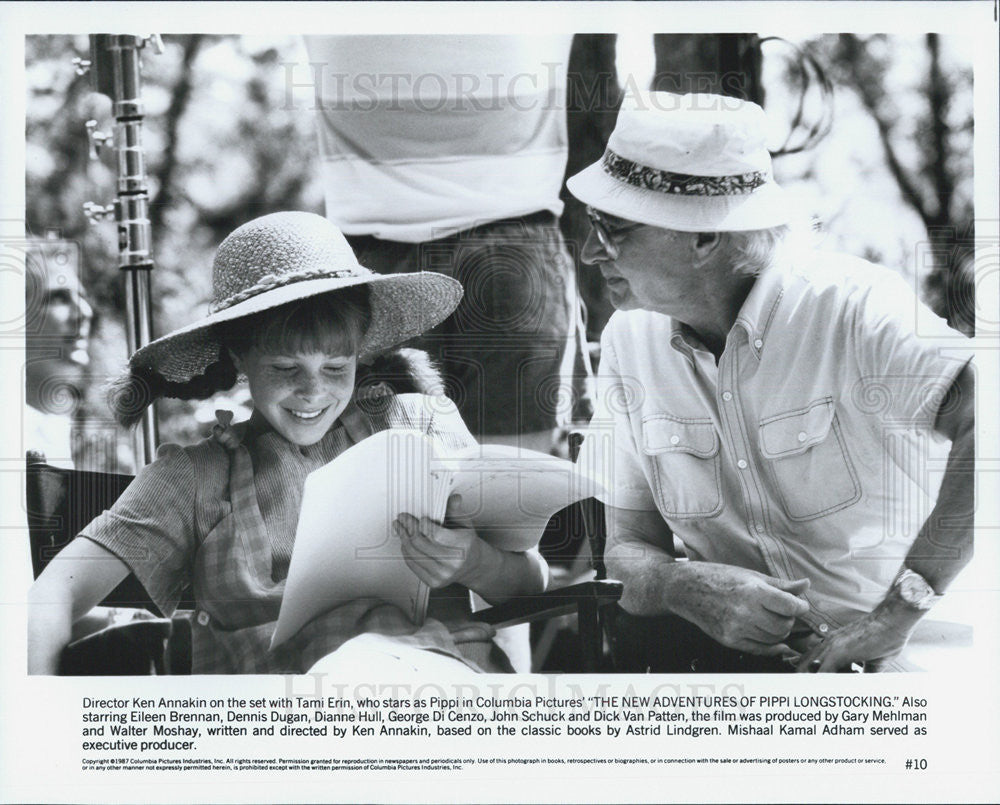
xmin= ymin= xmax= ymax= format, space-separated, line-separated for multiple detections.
xmin=82 ymin=201 xmax=115 ymax=225
xmin=143 ymin=34 xmax=165 ymax=55
xmin=84 ymin=120 xmax=112 ymax=160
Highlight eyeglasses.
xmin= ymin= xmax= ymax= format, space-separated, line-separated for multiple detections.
xmin=585 ymin=206 xmax=643 ymax=260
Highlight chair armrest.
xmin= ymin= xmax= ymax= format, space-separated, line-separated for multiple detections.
xmin=59 ymin=618 xmax=173 ymax=676
xmin=471 ymin=580 xmax=623 ymax=629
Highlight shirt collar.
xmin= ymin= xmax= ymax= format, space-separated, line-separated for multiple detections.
xmin=733 ymin=261 xmax=785 ymax=360
xmin=667 ymin=260 xmax=785 ymax=362
xmin=668 ymin=321 xmax=704 ymax=365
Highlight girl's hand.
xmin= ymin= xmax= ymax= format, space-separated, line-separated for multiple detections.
xmin=396 ymin=494 xmax=548 ymax=604
xmin=394 ymin=511 xmax=491 ymax=589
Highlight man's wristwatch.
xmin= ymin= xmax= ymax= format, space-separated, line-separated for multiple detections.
xmin=892 ymin=568 xmax=943 ymax=610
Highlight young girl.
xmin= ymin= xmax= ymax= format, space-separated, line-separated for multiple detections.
xmin=28 ymin=212 xmax=547 ymax=675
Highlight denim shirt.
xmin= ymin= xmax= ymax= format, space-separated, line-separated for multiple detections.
xmin=587 ymin=251 xmax=972 ymax=638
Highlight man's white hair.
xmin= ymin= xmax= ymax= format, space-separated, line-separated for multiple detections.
xmin=726 ymin=226 xmax=790 ymax=276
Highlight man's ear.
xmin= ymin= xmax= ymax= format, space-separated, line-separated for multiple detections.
xmin=692 ymin=231 xmax=722 ymax=264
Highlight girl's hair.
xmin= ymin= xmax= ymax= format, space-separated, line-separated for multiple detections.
xmin=108 ymin=287 xmax=372 ymax=428
xmin=219 ymin=285 xmax=371 ymax=359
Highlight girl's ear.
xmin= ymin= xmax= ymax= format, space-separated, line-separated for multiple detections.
xmin=227 ymin=348 xmax=244 ymax=374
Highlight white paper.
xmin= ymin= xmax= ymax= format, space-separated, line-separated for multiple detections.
xmin=442 ymin=444 xmax=606 ymax=551
xmin=272 ymin=430 xmax=443 ymax=647
xmin=273 ymin=433 xmax=605 ymax=647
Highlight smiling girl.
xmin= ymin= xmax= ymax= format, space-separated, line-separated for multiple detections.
xmin=27 ymin=212 xmax=547 ymax=675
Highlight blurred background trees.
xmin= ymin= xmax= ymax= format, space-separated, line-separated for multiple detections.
xmin=828 ymin=33 xmax=974 ymax=336
xmin=24 ymin=33 xmax=975 ymax=470
xmin=761 ymin=33 xmax=974 ymax=335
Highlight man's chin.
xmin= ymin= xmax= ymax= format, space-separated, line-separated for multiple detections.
xmin=607 ymin=293 xmax=640 ymax=311
xmin=605 ymin=282 xmax=636 ymax=310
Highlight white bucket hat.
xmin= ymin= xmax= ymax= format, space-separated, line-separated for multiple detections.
xmin=567 ymin=91 xmax=791 ymax=232
xmin=130 ymin=211 xmax=462 ymax=383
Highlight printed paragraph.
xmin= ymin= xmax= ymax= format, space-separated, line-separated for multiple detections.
xmin=78 ymin=691 xmax=930 ymax=753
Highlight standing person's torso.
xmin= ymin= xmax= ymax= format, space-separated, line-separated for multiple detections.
xmin=305 ymin=34 xmax=573 ymax=241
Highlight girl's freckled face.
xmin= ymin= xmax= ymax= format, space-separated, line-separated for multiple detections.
xmin=238 ymin=348 xmax=358 ymax=445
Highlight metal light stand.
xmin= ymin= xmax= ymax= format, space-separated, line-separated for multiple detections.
xmin=82 ymin=34 xmax=163 ymax=466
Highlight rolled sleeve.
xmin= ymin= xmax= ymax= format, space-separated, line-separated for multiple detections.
xmin=79 ymin=443 xmax=197 ymax=615
xmin=850 ymin=271 xmax=973 ymax=430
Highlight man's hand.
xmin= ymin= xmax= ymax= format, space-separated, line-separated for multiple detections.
xmin=794 ymin=591 xmax=923 ymax=672
xmin=674 ymin=564 xmax=811 ymax=658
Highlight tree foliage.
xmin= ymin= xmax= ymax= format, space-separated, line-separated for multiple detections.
xmin=807 ymin=34 xmax=974 ymax=334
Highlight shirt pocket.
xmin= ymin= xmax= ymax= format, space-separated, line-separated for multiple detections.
xmin=758 ymin=397 xmax=861 ymax=521
xmin=642 ymin=414 xmax=723 ymax=519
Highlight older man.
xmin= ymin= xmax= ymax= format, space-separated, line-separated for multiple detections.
xmin=569 ymin=92 xmax=974 ymax=672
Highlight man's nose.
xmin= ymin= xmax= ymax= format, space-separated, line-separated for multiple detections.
xmin=581 ymin=228 xmax=610 ymax=266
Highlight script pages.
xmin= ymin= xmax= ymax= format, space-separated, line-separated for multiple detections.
xmin=271 ymin=429 xmax=603 ymax=648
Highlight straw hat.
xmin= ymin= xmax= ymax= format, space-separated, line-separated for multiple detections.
xmin=129 ymin=211 xmax=462 ymax=383
xmin=567 ymin=91 xmax=792 ymax=232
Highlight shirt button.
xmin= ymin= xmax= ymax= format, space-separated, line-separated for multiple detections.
xmin=754 ymin=338 xmax=763 ymax=349
xmin=722 ymin=391 xmax=733 ymax=402
xmin=797 ymin=431 xmax=807 ymax=442
xmin=818 ymin=623 xmax=829 ymax=633
xmin=737 ymin=459 xmax=748 ymax=469
xmin=197 ymin=611 xmax=210 ymax=626
xmin=670 ymin=435 xmax=680 ymax=445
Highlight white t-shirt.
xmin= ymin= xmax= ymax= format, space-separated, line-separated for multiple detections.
xmin=303 ymin=35 xmax=573 ymax=242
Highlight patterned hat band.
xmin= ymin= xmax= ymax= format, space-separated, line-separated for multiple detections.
xmin=602 ymin=149 xmax=768 ymax=196
xmin=210 ymin=266 xmax=364 ymax=313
